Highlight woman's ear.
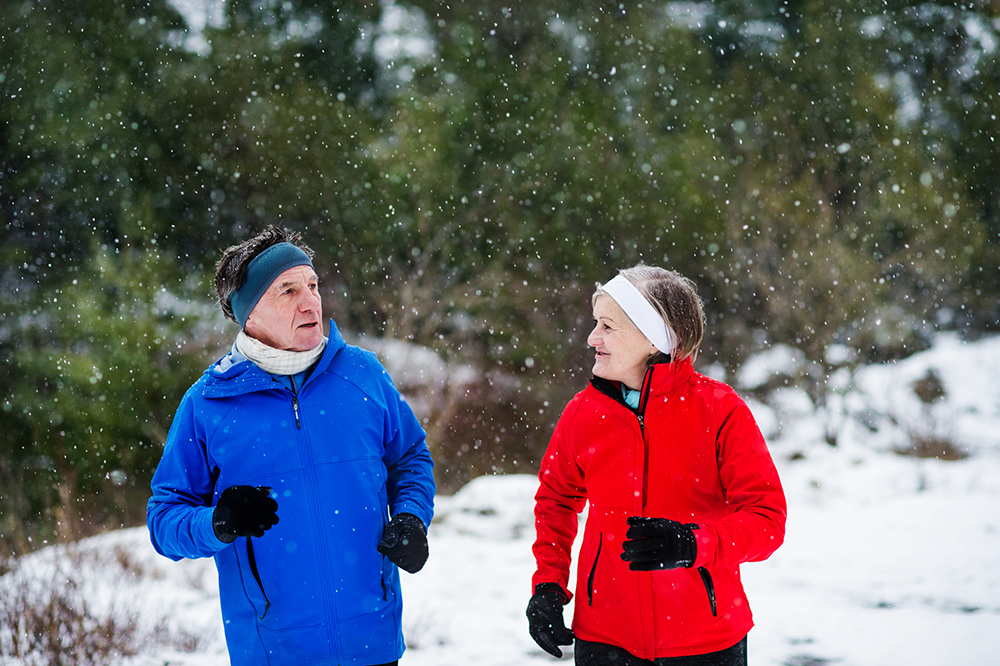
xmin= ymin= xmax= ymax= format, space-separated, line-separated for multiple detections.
xmin=647 ymin=349 xmax=671 ymax=366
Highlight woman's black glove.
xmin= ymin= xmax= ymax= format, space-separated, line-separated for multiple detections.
xmin=620 ymin=516 xmax=698 ymax=571
xmin=526 ymin=583 xmax=574 ymax=658
xmin=213 ymin=485 xmax=279 ymax=543
xmin=377 ymin=512 xmax=429 ymax=573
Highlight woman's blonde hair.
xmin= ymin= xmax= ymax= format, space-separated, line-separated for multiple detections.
xmin=593 ymin=265 xmax=705 ymax=365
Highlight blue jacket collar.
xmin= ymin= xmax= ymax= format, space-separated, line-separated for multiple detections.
xmin=202 ymin=319 xmax=347 ymax=397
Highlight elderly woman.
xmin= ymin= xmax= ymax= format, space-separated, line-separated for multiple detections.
xmin=527 ymin=266 xmax=786 ymax=666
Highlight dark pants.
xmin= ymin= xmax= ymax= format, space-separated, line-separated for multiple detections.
xmin=575 ymin=637 xmax=747 ymax=666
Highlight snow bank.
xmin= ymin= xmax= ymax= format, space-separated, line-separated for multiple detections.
xmin=3 ymin=335 xmax=999 ymax=665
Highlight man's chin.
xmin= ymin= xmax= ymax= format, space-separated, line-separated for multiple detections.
xmin=293 ymin=330 xmax=323 ymax=351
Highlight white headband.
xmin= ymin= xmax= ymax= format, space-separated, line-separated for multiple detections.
xmin=601 ymin=275 xmax=677 ymax=355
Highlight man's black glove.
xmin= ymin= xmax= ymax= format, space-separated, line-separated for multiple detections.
xmin=526 ymin=583 xmax=574 ymax=659
xmin=377 ymin=512 xmax=429 ymax=574
xmin=212 ymin=485 xmax=280 ymax=544
xmin=620 ymin=516 xmax=698 ymax=571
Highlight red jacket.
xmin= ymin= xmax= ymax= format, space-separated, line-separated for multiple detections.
xmin=532 ymin=358 xmax=786 ymax=659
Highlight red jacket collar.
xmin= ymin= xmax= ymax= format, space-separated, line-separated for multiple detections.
xmin=646 ymin=356 xmax=695 ymax=397
xmin=590 ymin=357 xmax=696 ymax=408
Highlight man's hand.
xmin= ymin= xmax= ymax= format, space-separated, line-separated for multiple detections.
xmin=526 ymin=584 xmax=574 ymax=658
xmin=620 ymin=516 xmax=698 ymax=571
xmin=377 ymin=512 xmax=429 ymax=573
xmin=213 ymin=485 xmax=279 ymax=544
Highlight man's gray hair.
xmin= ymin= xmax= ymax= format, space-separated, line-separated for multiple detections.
xmin=214 ymin=225 xmax=315 ymax=324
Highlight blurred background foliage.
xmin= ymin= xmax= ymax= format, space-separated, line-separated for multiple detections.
xmin=1 ymin=0 xmax=997 ymax=554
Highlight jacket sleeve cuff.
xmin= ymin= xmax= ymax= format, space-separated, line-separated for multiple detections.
xmin=692 ymin=524 xmax=717 ymax=569
xmin=534 ymin=581 xmax=572 ymax=604
xmin=197 ymin=507 xmax=232 ymax=555
xmin=391 ymin=502 xmax=433 ymax=530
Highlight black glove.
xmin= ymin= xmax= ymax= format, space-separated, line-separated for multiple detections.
xmin=377 ymin=512 xmax=429 ymax=574
xmin=620 ymin=516 xmax=698 ymax=571
xmin=526 ymin=583 xmax=574 ymax=659
xmin=212 ymin=485 xmax=280 ymax=544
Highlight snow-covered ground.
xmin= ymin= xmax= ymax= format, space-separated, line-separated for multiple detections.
xmin=4 ymin=335 xmax=1000 ymax=665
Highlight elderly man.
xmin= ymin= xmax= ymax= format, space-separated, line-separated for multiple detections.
xmin=147 ymin=225 xmax=435 ymax=666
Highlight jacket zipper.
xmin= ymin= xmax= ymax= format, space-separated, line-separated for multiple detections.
xmin=285 ymin=375 xmax=343 ymax=661
xmin=292 ymin=394 xmax=301 ymax=429
xmin=587 ymin=533 xmax=603 ymax=606
xmin=592 ymin=368 xmax=717 ymax=618
xmin=248 ymin=374 xmax=299 ymax=620
xmin=246 ymin=537 xmax=271 ymax=620
xmin=290 ymin=376 xmax=302 ymax=429
xmin=698 ymin=566 xmax=717 ymax=617
xmin=590 ymin=370 xmax=655 ymax=505
xmin=637 ymin=367 xmax=654 ymax=507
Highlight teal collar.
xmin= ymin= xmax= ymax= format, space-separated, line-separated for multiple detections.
xmin=621 ymin=384 xmax=641 ymax=409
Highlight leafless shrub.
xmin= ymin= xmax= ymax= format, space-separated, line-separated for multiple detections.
xmin=111 ymin=545 xmax=147 ymax=581
xmin=0 ymin=552 xmax=137 ymax=666
xmin=912 ymin=368 xmax=947 ymax=405
xmin=1 ymin=541 xmax=218 ymax=664
xmin=147 ymin=617 xmax=208 ymax=654
xmin=894 ymin=433 xmax=968 ymax=461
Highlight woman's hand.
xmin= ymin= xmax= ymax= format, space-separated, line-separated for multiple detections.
xmin=526 ymin=583 xmax=574 ymax=658
xmin=620 ymin=517 xmax=698 ymax=571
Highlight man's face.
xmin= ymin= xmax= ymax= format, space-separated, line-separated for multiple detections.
xmin=244 ymin=265 xmax=323 ymax=351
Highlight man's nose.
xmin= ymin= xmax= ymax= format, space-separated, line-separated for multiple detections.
xmin=299 ymin=290 xmax=321 ymax=311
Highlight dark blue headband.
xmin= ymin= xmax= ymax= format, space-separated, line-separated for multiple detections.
xmin=230 ymin=242 xmax=314 ymax=327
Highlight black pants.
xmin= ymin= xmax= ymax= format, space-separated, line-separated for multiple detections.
xmin=575 ymin=637 xmax=747 ymax=666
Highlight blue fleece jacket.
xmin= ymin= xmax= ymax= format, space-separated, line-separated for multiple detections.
xmin=147 ymin=321 xmax=435 ymax=665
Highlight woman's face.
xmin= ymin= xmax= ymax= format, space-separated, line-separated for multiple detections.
xmin=587 ymin=294 xmax=657 ymax=390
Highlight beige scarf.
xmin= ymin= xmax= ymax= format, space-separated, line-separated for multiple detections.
xmin=236 ymin=330 xmax=327 ymax=376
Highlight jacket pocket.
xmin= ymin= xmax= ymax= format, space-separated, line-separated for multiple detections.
xmin=379 ymin=515 xmax=390 ymax=602
xmin=238 ymin=537 xmax=271 ymax=620
xmin=337 ymin=607 xmax=401 ymax=662
xmin=379 ymin=551 xmax=398 ymax=603
xmin=697 ymin=566 xmax=717 ymax=617
xmin=587 ymin=532 xmax=603 ymax=606
xmin=256 ymin=623 xmax=332 ymax=664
